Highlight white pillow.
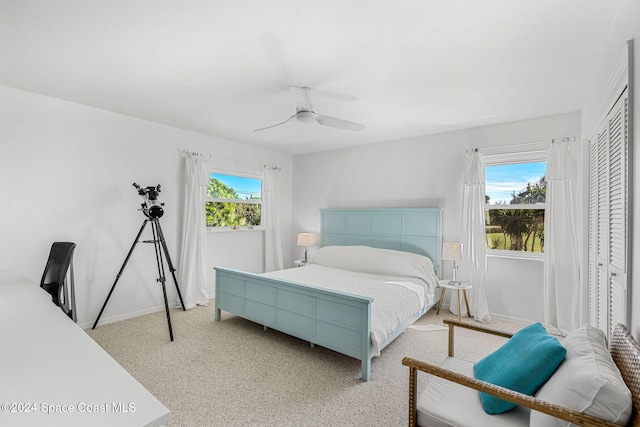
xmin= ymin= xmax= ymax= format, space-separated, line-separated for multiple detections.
xmin=530 ymin=325 xmax=632 ymax=427
xmin=309 ymin=245 xmax=438 ymax=286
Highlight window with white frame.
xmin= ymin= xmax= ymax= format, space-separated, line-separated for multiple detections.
xmin=206 ymin=171 xmax=263 ymax=229
xmin=484 ymin=150 xmax=548 ymax=256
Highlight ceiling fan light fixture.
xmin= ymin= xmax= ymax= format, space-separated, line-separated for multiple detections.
xmin=252 ymin=87 xmax=364 ymax=132
xmin=296 ymin=111 xmax=316 ymax=123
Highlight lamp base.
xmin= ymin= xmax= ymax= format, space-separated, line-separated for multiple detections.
xmin=450 ymin=262 xmax=460 ymax=286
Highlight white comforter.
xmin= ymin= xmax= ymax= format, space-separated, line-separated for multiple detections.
xmin=265 ymin=263 xmax=436 ymax=356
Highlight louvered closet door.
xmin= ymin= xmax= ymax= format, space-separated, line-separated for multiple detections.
xmin=588 ymin=139 xmax=597 ymax=324
xmin=588 ymin=88 xmax=629 ymax=339
xmin=588 ymin=135 xmax=607 ymax=332
xmin=608 ymin=93 xmax=629 ymax=335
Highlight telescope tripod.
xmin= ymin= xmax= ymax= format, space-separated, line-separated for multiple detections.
xmin=92 ymin=217 xmax=186 ymax=341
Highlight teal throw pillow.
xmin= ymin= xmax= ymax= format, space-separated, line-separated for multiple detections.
xmin=473 ymin=322 xmax=566 ymax=414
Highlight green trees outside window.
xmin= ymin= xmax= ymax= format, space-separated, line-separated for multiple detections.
xmin=485 ymin=165 xmax=547 ymax=253
xmin=206 ymin=173 xmax=262 ymax=228
xmin=486 ymin=208 xmax=545 ymax=252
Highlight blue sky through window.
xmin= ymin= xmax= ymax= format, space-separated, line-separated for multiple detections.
xmin=485 ymin=162 xmax=547 ymax=204
xmin=211 ymin=173 xmax=262 ymax=200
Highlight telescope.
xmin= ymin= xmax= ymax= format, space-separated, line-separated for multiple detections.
xmin=133 ymin=183 xmax=164 ymax=219
xmin=93 ymin=182 xmax=185 ymax=341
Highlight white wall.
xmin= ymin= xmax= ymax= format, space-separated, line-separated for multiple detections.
xmin=292 ymin=112 xmax=579 ymax=323
xmin=0 ymin=85 xmax=292 ymax=328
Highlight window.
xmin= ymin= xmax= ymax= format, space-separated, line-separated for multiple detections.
xmin=484 ymin=151 xmax=548 ymax=256
xmin=206 ymin=171 xmax=263 ymax=229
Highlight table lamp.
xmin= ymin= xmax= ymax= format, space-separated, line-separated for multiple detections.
xmin=297 ymin=233 xmax=315 ymax=263
xmin=442 ymin=242 xmax=463 ymax=285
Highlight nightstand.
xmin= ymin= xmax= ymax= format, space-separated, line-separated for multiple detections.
xmin=437 ymin=279 xmax=472 ymax=321
xmin=294 ymin=259 xmax=308 ymax=267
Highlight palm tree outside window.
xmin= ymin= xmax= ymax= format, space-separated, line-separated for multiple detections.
xmin=485 ymin=157 xmax=548 ymax=256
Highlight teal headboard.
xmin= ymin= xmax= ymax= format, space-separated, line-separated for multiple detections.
xmin=320 ymin=208 xmax=442 ymax=278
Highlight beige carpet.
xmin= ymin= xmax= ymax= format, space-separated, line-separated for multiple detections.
xmin=86 ymin=303 xmax=524 ymax=427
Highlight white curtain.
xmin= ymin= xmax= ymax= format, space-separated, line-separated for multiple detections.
xmin=177 ymin=153 xmax=210 ymax=309
xmin=263 ymin=166 xmax=283 ymax=272
xmin=459 ymin=150 xmax=491 ymax=323
xmin=543 ymin=139 xmax=580 ymax=335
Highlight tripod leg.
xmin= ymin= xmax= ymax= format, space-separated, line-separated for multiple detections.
xmin=155 ymin=220 xmax=187 ymax=311
xmin=160 ymin=275 xmax=174 ymax=342
xmin=151 ymin=220 xmax=174 ymax=341
xmin=92 ymin=220 xmax=148 ymax=329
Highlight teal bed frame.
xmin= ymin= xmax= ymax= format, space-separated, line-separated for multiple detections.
xmin=214 ymin=208 xmax=442 ymax=381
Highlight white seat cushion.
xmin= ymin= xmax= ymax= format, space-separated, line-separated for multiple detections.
xmin=417 ymin=357 xmax=530 ymax=427
xmin=530 ymin=325 xmax=632 ymax=427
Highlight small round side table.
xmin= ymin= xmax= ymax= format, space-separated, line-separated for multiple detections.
xmin=437 ymin=280 xmax=473 ymax=321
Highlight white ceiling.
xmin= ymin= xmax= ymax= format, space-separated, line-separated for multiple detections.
xmin=0 ymin=1 xmax=625 ymax=155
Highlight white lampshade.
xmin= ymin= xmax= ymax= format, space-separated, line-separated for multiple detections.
xmin=297 ymin=233 xmax=315 ymax=247
xmin=442 ymin=242 xmax=463 ymax=261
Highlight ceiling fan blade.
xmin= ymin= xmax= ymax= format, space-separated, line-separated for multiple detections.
xmin=289 ymin=86 xmax=313 ymax=112
xmin=316 ymin=114 xmax=365 ymax=131
xmin=261 ymin=32 xmax=293 ymax=87
xmin=252 ymin=114 xmax=296 ymax=132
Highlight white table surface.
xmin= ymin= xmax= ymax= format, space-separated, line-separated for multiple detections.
xmin=438 ymin=279 xmax=472 ymax=289
xmin=0 ymin=270 xmax=170 ymax=427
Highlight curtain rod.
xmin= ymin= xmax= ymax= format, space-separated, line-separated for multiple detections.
xmin=179 ymin=148 xmax=280 ymax=171
xmin=469 ymin=139 xmax=553 ymax=153
xmin=469 ymin=136 xmax=577 ymax=153
xmin=213 ymin=158 xmax=281 ymax=172
xmin=181 ymin=149 xmax=211 ymax=161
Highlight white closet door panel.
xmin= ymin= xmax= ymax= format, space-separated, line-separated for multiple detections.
xmin=597 ymin=262 xmax=609 ymax=332
xmin=588 ymin=139 xmax=599 ymax=326
xmin=587 ymin=88 xmax=628 ymax=337
xmin=610 ymin=278 xmax=626 ymax=336
xmin=596 ymin=126 xmax=609 ymax=260
xmin=608 ymin=102 xmax=625 ymax=271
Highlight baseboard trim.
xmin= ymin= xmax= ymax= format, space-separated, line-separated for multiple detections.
xmin=439 ymin=303 xmax=534 ymax=326
xmin=79 ymin=302 xmax=179 ymax=330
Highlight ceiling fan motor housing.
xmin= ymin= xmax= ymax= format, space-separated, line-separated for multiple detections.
xmin=296 ymin=111 xmax=316 ymax=123
xmin=252 ymin=87 xmax=364 ymax=132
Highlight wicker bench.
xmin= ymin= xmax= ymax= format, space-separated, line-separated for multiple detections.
xmin=403 ymin=319 xmax=640 ymax=427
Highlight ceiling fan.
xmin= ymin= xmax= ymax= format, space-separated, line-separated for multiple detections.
xmin=253 ymin=86 xmax=365 ymax=132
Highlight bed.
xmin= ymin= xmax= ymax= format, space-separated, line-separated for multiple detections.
xmin=214 ymin=208 xmax=442 ymax=381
